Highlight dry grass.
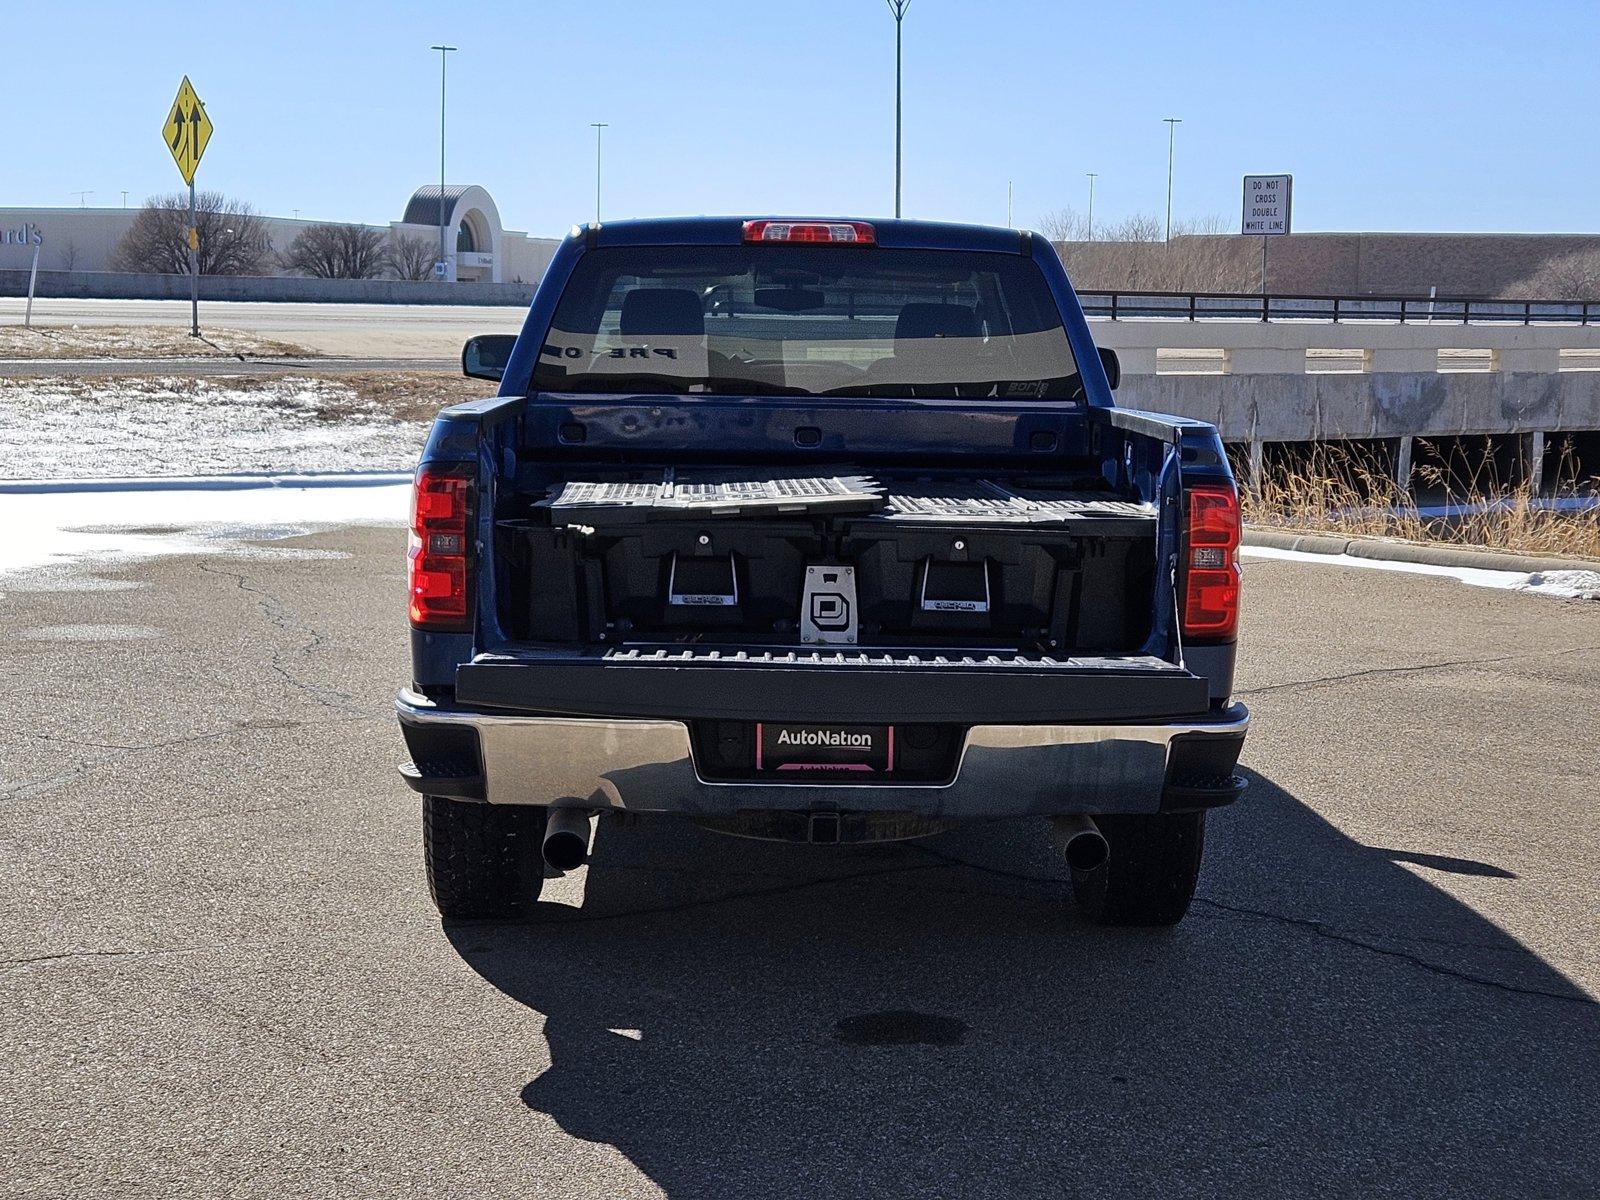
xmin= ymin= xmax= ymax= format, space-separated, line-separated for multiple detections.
xmin=0 ymin=325 xmax=319 ymax=360
xmin=1239 ymin=439 xmax=1600 ymax=560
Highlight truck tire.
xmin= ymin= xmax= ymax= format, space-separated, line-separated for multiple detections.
xmin=1070 ymin=812 xmax=1205 ymax=927
xmin=422 ymin=795 xmax=547 ymax=920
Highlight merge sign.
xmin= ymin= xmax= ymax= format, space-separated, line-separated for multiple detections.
xmin=1242 ymin=174 xmax=1292 ymax=235
xmin=163 ymin=76 xmax=214 ymax=186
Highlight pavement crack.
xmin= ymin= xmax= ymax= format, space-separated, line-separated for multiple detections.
xmin=2 ymin=943 xmax=230 ymax=972
xmin=912 ymin=846 xmax=1597 ymax=1009
xmin=1191 ymin=896 xmax=1597 ymax=1007
xmin=198 ymin=561 xmax=365 ymax=714
xmin=1238 ymin=642 xmax=1600 ymax=699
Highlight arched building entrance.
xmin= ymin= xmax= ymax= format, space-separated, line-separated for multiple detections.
xmin=397 ymin=184 xmax=505 ymax=282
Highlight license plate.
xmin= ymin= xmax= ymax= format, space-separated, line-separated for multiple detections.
xmin=756 ymin=722 xmax=893 ymax=773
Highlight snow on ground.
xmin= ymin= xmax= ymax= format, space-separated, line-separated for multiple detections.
xmin=1241 ymin=545 xmax=1598 ymax=601
xmin=1511 ymin=570 xmax=1600 ymax=600
xmin=0 ymin=375 xmax=430 ymax=478
xmin=0 ymin=480 xmax=409 ymax=579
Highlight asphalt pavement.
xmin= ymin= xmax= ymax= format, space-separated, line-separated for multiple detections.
xmin=1 ymin=529 xmax=1596 ymax=1199
xmin=0 ymin=297 xmax=524 ymax=359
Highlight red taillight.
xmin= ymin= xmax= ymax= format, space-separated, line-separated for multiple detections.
xmin=409 ymin=464 xmax=473 ymax=631
xmin=1182 ymin=484 xmax=1241 ymax=640
xmin=742 ymin=219 xmax=876 ymax=245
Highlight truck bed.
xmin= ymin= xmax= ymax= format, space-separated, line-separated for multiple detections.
xmin=495 ymin=469 xmax=1160 ymax=656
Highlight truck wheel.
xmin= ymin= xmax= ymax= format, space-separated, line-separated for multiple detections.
xmin=1070 ymin=812 xmax=1205 ymax=927
xmin=422 ymin=795 xmax=547 ymax=920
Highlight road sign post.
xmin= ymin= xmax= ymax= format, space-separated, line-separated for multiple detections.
xmin=162 ymin=76 xmax=214 ymax=337
xmin=1242 ymin=174 xmax=1292 ymax=297
xmin=24 ymin=240 xmax=41 ymax=328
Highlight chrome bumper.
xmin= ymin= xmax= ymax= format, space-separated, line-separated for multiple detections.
xmin=396 ymin=689 xmax=1248 ymax=818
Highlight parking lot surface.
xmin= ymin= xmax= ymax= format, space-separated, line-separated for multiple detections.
xmin=1 ymin=529 xmax=1596 ymax=1198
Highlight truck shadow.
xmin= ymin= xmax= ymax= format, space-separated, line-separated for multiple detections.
xmin=445 ymin=772 xmax=1599 ymax=1199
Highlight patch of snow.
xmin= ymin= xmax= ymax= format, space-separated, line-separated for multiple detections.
xmin=1241 ymin=546 xmax=1597 ymax=602
xmin=1512 ymin=570 xmax=1600 ymax=600
xmin=0 ymin=377 xmax=426 ymax=479
xmin=0 ymin=481 xmax=409 ymax=579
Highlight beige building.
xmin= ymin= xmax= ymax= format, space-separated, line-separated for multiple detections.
xmin=0 ymin=183 xmax=559 ymax=284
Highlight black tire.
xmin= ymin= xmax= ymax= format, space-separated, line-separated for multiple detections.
xmin=1070 ymin=812 xmax=1206 ymax=927
xmin=422 ymin=796 xmax=547 ymax=920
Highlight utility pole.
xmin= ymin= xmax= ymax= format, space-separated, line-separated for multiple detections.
xmin=590 ymin=123 xmax=608 ymax=223
xmin=430 ymin=44 xmax=457 ymax=280
xmin=1086 ymin=173 xmax=1097 ymax=240
xmin=887 ymin=0 xmax=909 ymax=217
xmin=72 ymin=190 xmax=93 ymax=207
xmin=1163 ymin=117 xmax=1181 ymax=242
xmin=1007 ymin=180 xmax=1013 ymax=228
xmin=120 ymin=190 xmax=129 ymax=208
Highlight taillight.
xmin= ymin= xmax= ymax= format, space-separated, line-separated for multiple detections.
xmin=1182 ymin=484 xmax=1241 ymax=640
xmin=409 ymin=464 xmax=473 ymax=631
xmin=742 ymin=219 xmax=876 ymax=245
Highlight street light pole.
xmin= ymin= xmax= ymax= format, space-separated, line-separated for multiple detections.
xmin=72 ymin=190 xmax=93 ymax=207
xmin=1086 ymin=173 xmax=1097 ymax=241
xmin=431 ymin=44 xmax=457 ymax=279
xmin=1163 ymin=117 xmax=1181 ymax=242
xmin=887 ymin=0 xmax=909 ymax=218
xmin=590 ymin=123 xmax=609 ymax=223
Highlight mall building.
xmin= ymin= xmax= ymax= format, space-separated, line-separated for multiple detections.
xmin=0 ymin=184 xmax=559 ymax=283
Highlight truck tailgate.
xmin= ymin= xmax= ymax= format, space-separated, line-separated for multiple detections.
xmin=455 ymin=647 xmax=1209 ymax=723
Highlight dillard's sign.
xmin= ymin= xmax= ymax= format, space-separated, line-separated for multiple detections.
xmin=3 ymin=222 xmax=45 ymax=248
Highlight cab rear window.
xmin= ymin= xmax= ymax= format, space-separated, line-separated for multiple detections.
xmin=531 ymin=245 xmax=1081 ymax=399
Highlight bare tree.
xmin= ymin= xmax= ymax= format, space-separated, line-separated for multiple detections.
xmin=1505 ymin=249 xmax=1600 ymax=300
xmin=111 ymin=192 xmax=273 ymax=276
xmin=1041 ymin=210 xmax=1254 ymax=292
xmin=280 ymin=223 xmax=388 ymax=279
xmin=56 ymin=240 xmax=78 ymax=271
xmin=386 ymin=233 xmax=438 ymax=281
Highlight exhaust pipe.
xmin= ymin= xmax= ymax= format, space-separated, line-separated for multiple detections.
xmin=542 ymin=808 xmax=594 ymax=871
xmin=1050 ymin=814 xmax=1110 ymax=873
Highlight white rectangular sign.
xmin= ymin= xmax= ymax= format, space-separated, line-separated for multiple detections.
xmin=1242 ymin=174 xmax=1293 ymax=235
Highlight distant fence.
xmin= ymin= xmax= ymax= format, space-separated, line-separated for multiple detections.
xmin=0 ymin=268 xmax=539 ymax=307
xmin=1079 ymin=289 xmax=1600 ymax=326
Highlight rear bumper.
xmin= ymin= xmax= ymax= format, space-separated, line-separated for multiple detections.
xmin=396 ymin=688 xmax=1248 ymax=818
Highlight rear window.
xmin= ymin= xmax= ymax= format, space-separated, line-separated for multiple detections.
xmin=531 ymin=245 xmax=1081 ymax=399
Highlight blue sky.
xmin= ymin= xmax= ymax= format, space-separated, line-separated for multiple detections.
xmin=10 ymin=0 xmax=1599 ymax=236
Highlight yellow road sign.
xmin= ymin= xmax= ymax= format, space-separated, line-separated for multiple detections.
xmin=162 ymin=76 xmax=213 ymax=186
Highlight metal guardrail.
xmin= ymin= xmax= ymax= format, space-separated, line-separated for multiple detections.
xmin=1078 ymin=289 xmax=1600 ymax=325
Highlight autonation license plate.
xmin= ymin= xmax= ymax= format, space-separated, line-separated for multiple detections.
xmin=756 ymin=723 xmax=893 ymax=773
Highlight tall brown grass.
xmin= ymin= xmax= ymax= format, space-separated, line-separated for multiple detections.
xmin=1236 ymin=438 xmax=1600 ymax=560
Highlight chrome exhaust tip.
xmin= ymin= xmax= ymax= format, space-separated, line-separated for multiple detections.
xmin=542 ymin=808 xmax=594 ymax=871
xmin=1051 ymin=814 xmax=1110 ymax=873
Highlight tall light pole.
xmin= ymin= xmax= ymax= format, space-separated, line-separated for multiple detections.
xmin=1086 ymin=173 xmax=1097 ymax=241
xmin=431 ymin=44 xmax=457 ymax=279
xmin=72 ymin=190 xmax=93 ymax=207
xmin=120 ymin=190 xmax=129 ymax=208
xmin=1163 ymin=117 xmax=1181 ymax=242
xmin=590 ymin=123 xmax=608 ymax=223
xmin=887 ymin=0 xmax=909 ymax=217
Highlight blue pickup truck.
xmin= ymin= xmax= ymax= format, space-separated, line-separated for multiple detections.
xmin=397 ymin=216 xmax=1247 ymax=926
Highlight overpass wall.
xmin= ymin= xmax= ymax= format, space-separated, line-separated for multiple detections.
xmin=1115 ymin=372 xmax=1600 ymax=442
xmin=0 ymin=268 xmax=538 ymax=307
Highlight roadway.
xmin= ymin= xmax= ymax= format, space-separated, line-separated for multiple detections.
xmin=1 ymin=527 xmax=1596 ymax=1197
xmin=0 ymin=297 xmax=525 ymax=360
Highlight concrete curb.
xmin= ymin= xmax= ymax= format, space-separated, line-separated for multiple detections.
xmin=1243 ymin=526 xmax=1600 ymax=576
